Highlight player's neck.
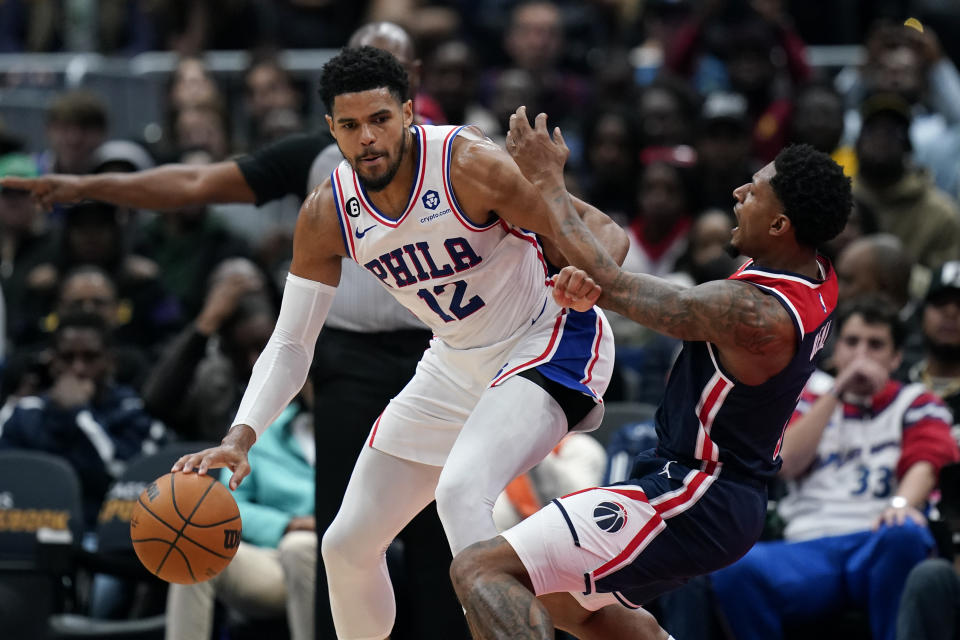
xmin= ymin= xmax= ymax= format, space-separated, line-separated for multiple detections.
xmin=750 ymin=245 xmax=822 ymax=279
xmin=367 ymin=128 xmax=418 ymax=217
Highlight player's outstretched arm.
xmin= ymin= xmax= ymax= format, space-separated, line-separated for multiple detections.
xmin=172 ymin=181 xmax=345 ymax=489
xmin=446 ymin=128 xmax=628 ymax=265
xmin=0 ymin=161 xmax=254 ymax=211
xmin=508 ymin=107 xmax=794 ymax=376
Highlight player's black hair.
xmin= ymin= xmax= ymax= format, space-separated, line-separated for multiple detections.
xmin=836 ymin=294 xmax=906 ymax=349
xmin=769 ymin=143 xmax=852 ymax=249
xmin=319 ymin=46 xmax=409 ymax=114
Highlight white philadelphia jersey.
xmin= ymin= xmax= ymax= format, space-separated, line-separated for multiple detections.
xmin=778 ymin=373 xmax=947 ymax=541
xmin=332 ymin=125 xmax=552 ymax=350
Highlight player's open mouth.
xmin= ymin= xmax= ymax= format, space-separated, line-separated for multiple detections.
xmin=360 ymin=154 xmax=383 ymax=164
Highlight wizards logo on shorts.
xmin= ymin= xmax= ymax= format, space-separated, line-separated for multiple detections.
xmin=593 ymin=501 xmax=627 ymax=533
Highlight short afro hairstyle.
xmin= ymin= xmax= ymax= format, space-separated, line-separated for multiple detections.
xmin=319 ymin=46 xmax=409 ymax=114
xmin=769 ymin=143 xmax=852 ymax=249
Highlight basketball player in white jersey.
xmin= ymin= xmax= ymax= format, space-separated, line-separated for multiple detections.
xmin=172 ymin=46 xmax=628 ymax=639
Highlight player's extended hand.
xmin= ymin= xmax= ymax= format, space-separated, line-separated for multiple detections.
xmin=171 ymin=424 xmax=256 ymax=490
xmin=552 ymin=265 xmax=601 ymax=312
xmin=0 ymin=174 xmax=84 ymax=210
xmin=872 ymin=503 xmax=927 ymax=531
xmin=505 ymin=105 xmax=569 ymax=187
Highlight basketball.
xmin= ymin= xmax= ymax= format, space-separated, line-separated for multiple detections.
xmin=130 ymin=472 xmax=242 ymax=584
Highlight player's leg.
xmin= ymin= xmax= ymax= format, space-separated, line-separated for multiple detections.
xmin=434 ymin=374 xmax=574 ymax=554
xmin=451 ymin=537 xmax=668 ymax=640
xmin=277 ymin=530 xmax=318 ymax=640
xmin=451 ymin=536 xmax=553 ymax=639
xmin=321 ymin=444 xmax=442 ymax=640
xmin=539 ymin=593 xmax=669 ymax=640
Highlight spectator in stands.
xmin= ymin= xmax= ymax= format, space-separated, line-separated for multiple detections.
xmin=833 ymin=233 xmax=922 ymax=376
xmin=710 ymin=295 xmax=958 ymax=640
xmin=174 ymin=101 xmax=231 ymax=161
xmin=135 ymin=148 xmax=251 ymax=319
xmin=165 ymin=394 xmax=315 ymax=640
xmin=141 ymin=257 xmax=271 ymax=442
xmin=577 ymin=105 xmax=640 ymax=226
xmin=622 ymin=145 xmax=698 ymax=279
xmin=0 ymin=153 xmax=56 ymax=343
xmin=895 ymin=459 xmax=960 ymax=640
xmin=790 ymin=81 xmax=856 ymax=176
xmin=674 ymin=208 xmax=745 ymax=285
xmin=853 ymin=93 xmax=960 ymax=269
xmin=693 ymin=91 xmax=757 ymax=211
xmin=835 ymin=234 xmax=915 ymax=312
xmin=492 ymin=0 xmax=590 ymax=129
xmin=0 ymin=312 xmax=167 ymax=530
xmin=344 ymin=22 xmax=445 ymax=125
xmin=40 ymin=266 xmax=151 ymax=390
xmin=242 ymin=51 xmax=303 ymax=149
xmin=423 ymin=39 xmax=498 ymax=135
xmin=665 ymin=0 xmax=810 ymax=110
xmin=24 ymin=200 xmax=182 ymax=350
xmin=905 ymin=260 xmax=960 ymax=426
xmin=40 ymin=90 xmax=108 ymax=175
xmin=168 ymin=56 xmax=221 ymax=113
xmin=636 ymin=75 xmax=698 ymax=148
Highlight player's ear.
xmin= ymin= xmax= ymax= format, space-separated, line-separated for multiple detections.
xmin=403 ymin=99 xmax=414 ymax=128
xmin=325 ymin=114 xmax=335 ymax=139
xmin=769 ymin=213 xmax=791 ymax=238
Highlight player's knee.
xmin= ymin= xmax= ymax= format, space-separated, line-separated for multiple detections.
xmin=320 ymin=519 xmax=355 ymax=569
xmin=435 ymin=470 xmax=493 ymax=525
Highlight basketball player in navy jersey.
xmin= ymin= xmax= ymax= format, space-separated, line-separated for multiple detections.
xmin=172 ymin=47 xmax=629 ymax=640
xmin=450 ymin=108 xmax=853 ymax=639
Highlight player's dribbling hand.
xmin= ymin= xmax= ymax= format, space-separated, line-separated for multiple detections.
xmin=552 ymin=265 xmax=601 ymax=312
xmin=171 ymin=424 xmax=256 ymax=490
xmin=505 ymin=106 xmax=569 ymax=187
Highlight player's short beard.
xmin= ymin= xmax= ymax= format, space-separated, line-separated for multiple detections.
xmin=724 ymin=242 xmax=741 ymax=258
xmin=924 ymin=334 xmax=960 ymax=364
xmin=357 ymin=129 xmax=408 ymax=193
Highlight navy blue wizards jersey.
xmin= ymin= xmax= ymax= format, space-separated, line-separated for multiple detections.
xmin=654 ymin=256 xmax=838 ymax=480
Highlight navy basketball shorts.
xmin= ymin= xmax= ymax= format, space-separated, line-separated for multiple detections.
xmin=501 ymin=453 xmax=768 ymax=609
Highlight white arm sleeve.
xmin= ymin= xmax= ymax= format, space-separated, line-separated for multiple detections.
xmin=232 ymin=273 xmax=336 ymax=438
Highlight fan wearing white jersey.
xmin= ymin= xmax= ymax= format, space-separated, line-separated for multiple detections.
xmin=172 ymin=45 xmax=628 ymax=640
xmin=711 ymin=295 xmax=959 ymax=640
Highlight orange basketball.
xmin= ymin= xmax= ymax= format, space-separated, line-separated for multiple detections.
xmin=130 ymin=472 xmax=242 ymax=584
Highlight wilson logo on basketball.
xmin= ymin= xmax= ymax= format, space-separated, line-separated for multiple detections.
xmin=223 ymin=529 xmax=241 ymax=549
xmin=593 ymin=501 xmax=627 ymax=533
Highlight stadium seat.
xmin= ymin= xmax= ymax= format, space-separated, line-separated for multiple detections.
xmin=46 ymin=441 xmax=218 ymax=640
xmin=0 ymin=449 xmax=85 ymax=640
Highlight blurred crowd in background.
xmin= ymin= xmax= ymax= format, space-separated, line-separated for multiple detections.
xmin=4 ymin=1 xmax=960 ymax=639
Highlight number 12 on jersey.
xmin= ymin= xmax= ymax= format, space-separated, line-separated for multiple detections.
xmin=418 ymin=279 xmax=485 ymax=322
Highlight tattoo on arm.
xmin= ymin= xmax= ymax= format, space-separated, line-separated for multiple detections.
xmin=541 ymin=187 xmax=789 ymax=354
